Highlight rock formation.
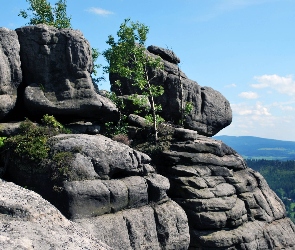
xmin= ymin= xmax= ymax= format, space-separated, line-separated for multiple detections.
xmin=155 ymin=128 xmax=295 ymax=249
xmin=15 ymin=24 xmax=118 ymax=122
xmin=0 ymin=24 xmax=294 ymax=250
xmin=110 ymin=45 xmax=232 ymax=136
xmin=1 ymin=134 xmax=190 ymax=250
xmin=0 ymin=28 xmax=22 ymax=120
xmin=0 ymin=179 xmax=111 ymax=250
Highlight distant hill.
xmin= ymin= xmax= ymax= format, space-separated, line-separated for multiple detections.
xmin=213 ymin=135 xmax=295 ymax=160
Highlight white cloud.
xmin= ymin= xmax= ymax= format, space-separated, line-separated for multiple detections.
xmin=232 ymin=102 xmax=271 ymax=116
xmin=225 ymin=83 xmax=237 ymax=88
xmin=238 ymin=91 xmax=258 ymax=99
xmin=251 ymin=74 xmax=295 ymax=96
xmin=86 ymin=7 xmax=114 ymax=16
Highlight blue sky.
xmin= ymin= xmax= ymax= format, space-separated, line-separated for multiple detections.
xmin=1 ymin=0 xmax=295 ymax=141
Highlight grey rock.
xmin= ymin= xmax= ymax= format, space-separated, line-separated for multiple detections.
xmin=65 ymin=121 xmax=101 ymax=134
xmin=122 ymin=176 xmax=148 ymax=208
xmin=0 ymin=179 xmax=111 ymax=250
xmin=0 ymin=28 xmax=22 ymax=120
xmin=110 ymin=46 xmax=232 ymax=136
xmin=174 ymin=128 xmax=199 ymax=141
xmin=102 ymin=179 xmax=129 ymax=213
xmin=147 ymin=45 xmax=180 ymax=64
xmin=155 ymin=133 xmax=295 ymax=249
xmin=154 ymin=200 xmax=190 ymax=250
xmin=128 ymin=114 xmax=149 ymax=128
xmin=64 ymin=180 xmax=111 ymax=219
xmin=0 ymin=122 xmax=22 ymax=136
xmin=49 ymin=134 xmax=151 ymax=179
xmin=15 ymin=24 xmax=118 ymax=122
xmin=144 ymin=173 xmax=170 ymax=202
xmin=76 ymin=201 xmax=190 ymax=250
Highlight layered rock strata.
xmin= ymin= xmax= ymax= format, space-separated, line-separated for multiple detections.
xmin=2 ymin=134 xmax=190 ymax=250
xmin=156 ymin=128 xmax=295 ymax=249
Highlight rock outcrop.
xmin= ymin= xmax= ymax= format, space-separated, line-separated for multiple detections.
xmin=0 ymin=24 xmax=294 ymax=250
xmin=15 ymin=24 xmax=118 ymax=122
xmin=0 ymin=179 xmax=111 ymax=250
xmin=110 ymin=45 xmax=232 ymax=136
xmin=0 ymin=28 xmax=22 ymax=120
xmin=155 ymin=128 xmax=295 ymax=249
xmin=2 ymin=134 xmax=190 ymax=250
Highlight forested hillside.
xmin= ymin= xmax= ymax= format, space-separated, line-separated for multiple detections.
xmin=215 ymin=136 xmax=295 ymax=160
xmin=246 ymin=159 xmax=295 ymax=223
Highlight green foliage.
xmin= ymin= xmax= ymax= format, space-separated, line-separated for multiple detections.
xmin=103 ymin=18 xmax=164 ymax=141
xmin=185 ymin=102 xmax=194 ymax=115
xmin=41 ymin=114 xmax=71 ymax=133
xmin=128 ymin=94 xmax=149 ymax=114
xmin=4 ymin=115 xmax=69 ymax=163
xmin=91 ymin=48 xmax=101 ymax=76
xmin=104 ymin=116 xmax=128 ymax=138
xmin=246 ymin=159 xmax=295 ymax=223
xmin=103 ymin=91 xmax=129 ymax=137
xmin=6 ymin=119 xmax=50 ymax=162
xmin=91 ymin=48 xmax=105 ymax=89
xmin=19 ymin=0 xmax=71 ymax=29
xmin=0 ymin=137 xmax=6 ymax=148
xmin=51 ymin=151 xmax=74 ymax=181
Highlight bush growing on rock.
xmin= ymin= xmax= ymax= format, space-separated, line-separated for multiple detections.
xmin=103 ymin=18 xmax=164 ymax=141
xmin=2 ymin=115 xmax=70 ymax=166
xmin=19 ymin=0 xmax=71 ymax=29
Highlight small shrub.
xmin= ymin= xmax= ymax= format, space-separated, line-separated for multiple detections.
xmin=4 ymin=115 xmax=69 ymax=164
xmin=51 ymin=151 xmax=75 ymax=181
xmin=0 ymin=137 xmax=6 ymax=148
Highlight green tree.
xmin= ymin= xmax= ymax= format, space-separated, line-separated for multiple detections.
xmin=103 ymin=18 xmax=164 ymax=141
xmin=19 ymin=0 xmax=71 ymax=29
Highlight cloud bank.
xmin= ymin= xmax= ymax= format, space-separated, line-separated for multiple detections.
xmin=252 ymin=74 xmax=295 ymax=96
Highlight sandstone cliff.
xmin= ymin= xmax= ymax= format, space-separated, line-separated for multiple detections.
xmin=0 ymin=24 xmax=294 ymax=250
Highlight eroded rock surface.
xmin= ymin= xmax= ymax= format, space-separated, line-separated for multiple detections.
xmin=15 ymin=24 xmax=118 ymax=122
xmin=110 ymin=45 xmax=232 ymax=136
xmin=0 ymin=179 xmax=111 ymax=250
xmin=156 ymin=128 xmax=295 ymax=249
xmin=0 ymin=28 xmax=22 ymax=120
xmin=2 ymin=134 xmax=190 ymax=249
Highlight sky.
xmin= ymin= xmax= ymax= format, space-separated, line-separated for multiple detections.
xmin=1 ymin=0 xmax=295 ymax=141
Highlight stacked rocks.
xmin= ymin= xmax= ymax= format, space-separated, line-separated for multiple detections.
xmin=2 ymin=134 xmax=190 ymax=250
xmin=156 ymin=128 xmax=295 ymax=249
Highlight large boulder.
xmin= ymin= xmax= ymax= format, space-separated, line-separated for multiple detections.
xmin=155 ymin=128 xmax=295 ymax=249
xmin=1 ymin=134 xmax=190 ymax=249
xmin=110 ymin=45 xmax=232 ymax=136
xmin=0 ymin=28 xmax=22 ymax=120
xmin=0 ymin=179 xmax=111 ymax=250
xmin=15 ymin=24 xmax=118 ymax=122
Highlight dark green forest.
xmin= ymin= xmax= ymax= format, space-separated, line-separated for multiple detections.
xmin=246 ymin=159 xmax=295 ymax=223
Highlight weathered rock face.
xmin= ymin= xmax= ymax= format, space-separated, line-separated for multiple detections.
xmin=0 ymin=179 xmax=111 ymax=250
xmin=15 ymin=24 xmax=118 ymax=122
xmin=2 ymin=134 xmax=190 ymax=249
xmin=110 ymin=45 xmax=232 ymax=136
xmin=0 ymin=28 xmax=22 ymax=120
xmin=155 ymin=128 xmax=295 ymax=249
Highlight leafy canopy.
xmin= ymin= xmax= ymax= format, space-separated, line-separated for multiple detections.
xmin=19 ymin=0 xmax=71 ymax=29
xmin=103 ymin=18 xmax=164 ymax=140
